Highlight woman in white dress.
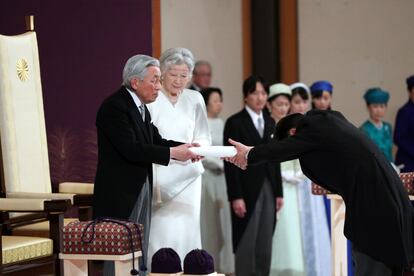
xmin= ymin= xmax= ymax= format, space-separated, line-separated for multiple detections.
xmin=147 ymin=48 xmax=211 ymax=265
xmin=267 ymin=83 xmax=306 ymax=276
xmin=199 ymin=87 xmax=235 ymax=273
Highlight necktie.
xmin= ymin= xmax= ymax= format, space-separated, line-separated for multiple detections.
xmin=257 ymin=117 xmax=264 ymax=138
xmin=139 ymin=104 xmax=146 ymax=122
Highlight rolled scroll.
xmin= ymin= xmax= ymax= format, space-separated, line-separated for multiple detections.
xmin=189 ymin=146 xmax=237 ymax=158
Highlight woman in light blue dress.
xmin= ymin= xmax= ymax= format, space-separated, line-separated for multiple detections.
xmin=291 ymin=83 xmax=331 ymax=276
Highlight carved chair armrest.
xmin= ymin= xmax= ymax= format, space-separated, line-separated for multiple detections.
xmin=0 ymin=199 xmax=70 ymax=269
xmin=0 ymin=198 xmax=71 ymax=213
xmin=6 ymin=192 xmax=75 ymax=204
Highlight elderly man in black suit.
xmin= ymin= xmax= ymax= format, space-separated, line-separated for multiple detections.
xmin=227 ymin=110 xmax=414 ymax=276
xmin=93 ymin=54 xmax=200 ymax=275
xmin=223 ymin=75 xmax=283 ymax=276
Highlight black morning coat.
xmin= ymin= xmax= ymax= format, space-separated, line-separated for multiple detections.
xmin=224 ymin=108 xmax=283 ymax=251
xmin=93 ymin=87 xmax=181 ymax=219
xmin=249 ymin=110 xmax=414 ymax=266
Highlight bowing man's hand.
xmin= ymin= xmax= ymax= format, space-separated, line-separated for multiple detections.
xmin=224 ymin=138 xmax=253 ymax=170
xmin=170 ymin=143 xmax=201 ymax=162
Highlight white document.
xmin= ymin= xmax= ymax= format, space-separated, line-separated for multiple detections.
xmin=189 ymin=146 xmax=237 ymax=158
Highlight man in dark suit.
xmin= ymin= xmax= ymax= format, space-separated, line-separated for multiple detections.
xmin=93 ymin=55 xmax=200 ymax=274
xmin=223 ymin=76 xmax=283 ymax=276
xmin=188 ymin=60 xmax=212 ymax=91
xmin=227 ymin=110 xmax=414 ymax=276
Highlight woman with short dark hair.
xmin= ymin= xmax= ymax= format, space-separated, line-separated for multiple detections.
xmin=360 ymin=87 xmax=393 ymax=162
xmin=267 ymin=83 xmax=291 ymax=124
xmin=200 ymin=87 xmax=235 ymax=274
xmin=290 ymin=83 xmax=310 ymax=115
xmin=310 ymin=80 xmax=333 ymax=110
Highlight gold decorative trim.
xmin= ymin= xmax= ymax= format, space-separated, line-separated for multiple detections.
xmin=25 ymin=15 xmax=35 ymax=31
xmin=16 ymin=58 xmax=29 ymax=82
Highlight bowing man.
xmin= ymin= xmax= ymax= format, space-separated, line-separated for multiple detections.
xmin=226 ymin=110 xmax=414 ymax=276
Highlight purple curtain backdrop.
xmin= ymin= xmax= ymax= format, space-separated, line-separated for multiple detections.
xmin=0 ymin=0 xmax=152 ymax=186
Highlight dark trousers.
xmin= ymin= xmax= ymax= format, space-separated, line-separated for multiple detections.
xmin=352 ymin=247 xmax=403 ymax=276
xmin=235 ymin=180 xmax=275 ymax=276
xmin=104 ymin=179 xmax=151 ymax=276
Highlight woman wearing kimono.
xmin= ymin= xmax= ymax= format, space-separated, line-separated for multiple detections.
xmin=147 ymin=48 xmax=211 ymax=264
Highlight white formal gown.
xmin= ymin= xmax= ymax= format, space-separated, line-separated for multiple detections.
xmin=200 ymin=117 xmax=235 ymax=273
xmin=147 ymin=89 xmax=211 ymax=267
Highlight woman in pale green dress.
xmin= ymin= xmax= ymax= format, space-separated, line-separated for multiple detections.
xmin=267 ymin=83 xmax=306 ymax=276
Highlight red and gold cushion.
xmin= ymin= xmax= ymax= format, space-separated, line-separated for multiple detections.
xmin=311 ymin=183 xmax=331 ymax=195
xmin=400 ymin=172 xmax=414 ymax=195
xmin=62 ymin=219 xmax=143 ymax=255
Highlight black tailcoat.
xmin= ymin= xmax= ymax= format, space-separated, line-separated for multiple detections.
xmin=249 ymin=110 xmax=414 ymax=266
xmin=93 ymin=87 xmax=181 ymax=219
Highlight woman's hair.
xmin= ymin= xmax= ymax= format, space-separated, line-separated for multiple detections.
xmin=201 ymin=87 xmax=223 ymax=106
xmin=274 ymin=113 xmax=304 ymax=141
xmin=291 ymin=87 xmax=309 ymax=101
xmin=159 ymin=47 xmax=195 ymax=75
xmin=242 ymin=75 xmax=267 ymax=98
xmin=311 ymin=90 xmax=332 ymax=110
xmin=311 ymin=90 xmax=324 ymax=99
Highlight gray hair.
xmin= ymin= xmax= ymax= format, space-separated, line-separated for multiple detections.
xmin=193 ymin=60 xmax=212 ymax=74
xmin=159 ymin=47 xmax=195 ymax=75
xmin=122 ymin=55 xmax=160 ymax=89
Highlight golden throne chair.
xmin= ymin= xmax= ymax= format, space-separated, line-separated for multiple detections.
xmin=0 ymin=31 xmax=94 ymax=274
